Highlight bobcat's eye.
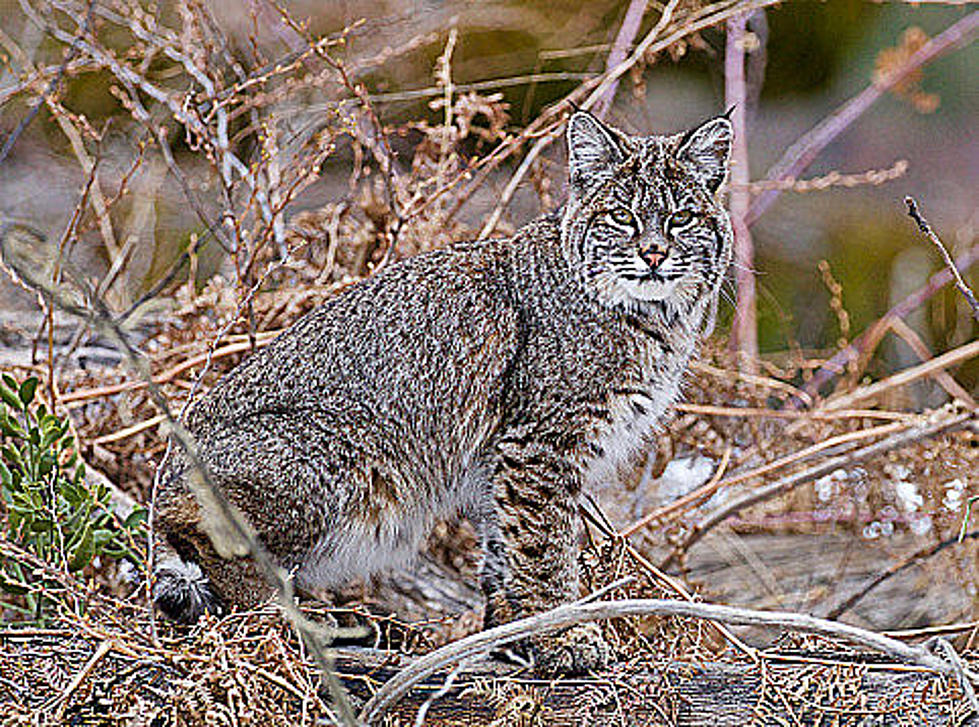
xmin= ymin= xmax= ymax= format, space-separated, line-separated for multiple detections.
xmin=608 ymin=208 xmax=636 ymax=228
xmin=668 ymin=210 xmax=696 ymax=229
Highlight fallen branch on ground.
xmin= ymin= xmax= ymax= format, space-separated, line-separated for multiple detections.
xmin=358 ymin=596 xmax=978 ymax=724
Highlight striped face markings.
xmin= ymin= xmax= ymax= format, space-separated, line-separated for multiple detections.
xmin=570 ymin=133 xmax=732 ymax=309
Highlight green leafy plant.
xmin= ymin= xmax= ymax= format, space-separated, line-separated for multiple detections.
xmin=0 ymin=373 xmax=147 ymax=620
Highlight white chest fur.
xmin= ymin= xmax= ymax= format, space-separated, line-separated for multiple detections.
xmin=581 ymin=316 xmax=699 ymax=489
xmin=583 ymin=377 xmax=681 ymax=488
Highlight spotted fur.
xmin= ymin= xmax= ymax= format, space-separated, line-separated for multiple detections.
xmin=152 ymin=111 xmax=733 ymax=674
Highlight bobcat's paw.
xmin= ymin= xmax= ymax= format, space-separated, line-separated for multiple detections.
xmin=534 ymin=623 xmax=612 ymax=676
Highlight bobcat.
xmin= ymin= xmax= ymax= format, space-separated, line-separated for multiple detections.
xmin=153 ymin=110 xmax=734 ymax=674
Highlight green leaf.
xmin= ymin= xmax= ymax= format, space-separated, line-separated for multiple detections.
xmin=0 ymin=571 xmax=29 ymax=595
xmin=2 ymin=445 xmax=22 ymax=466
xmin=37 ymin=453 xmax=55 ymax=476
xmin=40 ymin=428 xmax=60 ymax=450
xmin=68 ymin=523 xmax=95 ymax=572
xmin=93 ymin=529 xmax=116 ymax=548
xmin=1 ymin=374 xmax=16 ymax=391
xmin=124 ymin=507 xmax=148 ymax=530
xmin=29 ymin=516 xmax=53 ymax=534
xmin=0 ymin=461 xmax=10 ymax=488
xmin=0 ymin=413 xmax=25 ymax=439
xmin=61 ymin=481 xmax=84 ymax=507
xmin=0 ymin=385 xmax=22 ymax=412
xmin=18 ymin=377 xmax=38 ymax=407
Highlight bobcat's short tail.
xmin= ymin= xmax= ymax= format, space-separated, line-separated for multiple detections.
xmin=153 ymin=550 xmax=222 ymax=623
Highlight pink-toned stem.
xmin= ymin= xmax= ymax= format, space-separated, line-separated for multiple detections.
xmin=747 ymin=10 xmax=979 ymax=226
xmin=725 ymin=12 xmax=759 ymax=370
xmin=592 ymin=0 xmax=648 ymax=119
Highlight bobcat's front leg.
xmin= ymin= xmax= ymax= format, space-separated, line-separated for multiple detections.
xmin=482 ymin=439 xmax=610 ymax=675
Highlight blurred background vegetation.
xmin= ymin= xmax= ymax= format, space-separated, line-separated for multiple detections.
xmin=1 ymin=1 xmax=975 ymax=402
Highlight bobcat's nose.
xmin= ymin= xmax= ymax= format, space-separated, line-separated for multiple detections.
xmin=639 ymin=243 xmax=667 ymax=270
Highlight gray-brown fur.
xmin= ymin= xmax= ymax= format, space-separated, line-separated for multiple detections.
xmin=153 ymin=111 xmax=734 ymax=675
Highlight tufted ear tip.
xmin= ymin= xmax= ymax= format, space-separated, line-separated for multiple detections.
xmin=677 ymin=116 xmax=733 ymax=194
xmin=566 ymin=111 xmax=624 ymax=191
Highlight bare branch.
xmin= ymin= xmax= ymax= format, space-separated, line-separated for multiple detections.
xmin=905 ymin=196 xmax=979 ymax=320
xmin=725 ymin=10 xmax=760 ymax=372
xmin=663 ymin=408 xmax=975 ymax=568
xmin=591 ymin=0 xmax=648 ymax=120
xmin=800 ymin=242 xmax=979 ymax=403
xmin=747 ymin=11 xmax=979 ymax=225
xmin=824 ymin=530 xmax=979 ymax=620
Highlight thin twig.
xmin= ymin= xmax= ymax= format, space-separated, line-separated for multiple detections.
xmin=820 ymin=338 xmax=979 ymax=412
xmin=1 ymin=248 xmax=360 ymax=726
xmin=580 ymin=493 xmax=755 ymax=660
xmin=477 ymin=0 xmax=681 ymax=239
xmin=591 ymin=0 xmax=648 ymax=119
xmin=623 ymin=420 xmax=906 ymax=538
xmin=0 ymin=0 xmax=94 ymax=165
xmin=42 ymin=638 xmax=112 ymax=718
xmin=619 ymin=446 xmax=731 ymax=538
xmin=739 ymin=159 xmax=908 ymax=194
xmin=801 ymin=242 xmax=979 ymax=403
xmin=905 ymin=196 xmax=979 ymax=320
xmin=887 ymin=316 xmax=975 ymax=407
xmin=454 ymin=0 xmax=782 ymax=228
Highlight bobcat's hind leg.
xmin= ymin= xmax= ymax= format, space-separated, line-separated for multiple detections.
xmin=484 ymin=439 xmax=611 ymax=675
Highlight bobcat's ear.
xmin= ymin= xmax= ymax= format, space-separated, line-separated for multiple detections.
xmin=567 ymin=111 xmax=624 ymax=191
xmin=677 ymin=117 xmax=733 ymax=195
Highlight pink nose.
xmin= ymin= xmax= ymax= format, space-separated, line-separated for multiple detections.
xmin=639 ymin=246 xmax=666 ymax=269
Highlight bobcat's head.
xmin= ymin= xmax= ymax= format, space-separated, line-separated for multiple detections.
xmin=561 ymin=111 xmax=734 ymax=322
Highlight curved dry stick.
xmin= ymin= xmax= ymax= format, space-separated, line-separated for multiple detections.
xmin=358 ymin=597 xmax=972 ymax=724
xmin=746 ymin=10 xmax=979 ymax=226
